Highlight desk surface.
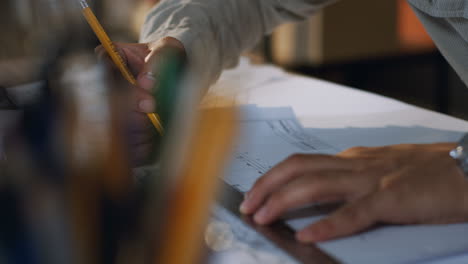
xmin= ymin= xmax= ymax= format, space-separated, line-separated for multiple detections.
xmin=205 ymin=59 xmax=468 ymax=264
xmin=208 ymin=59 xmax=468 ymax=134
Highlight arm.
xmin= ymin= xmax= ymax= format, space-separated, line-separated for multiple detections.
xmin=140 ymin=0 xmax=336 ymax=88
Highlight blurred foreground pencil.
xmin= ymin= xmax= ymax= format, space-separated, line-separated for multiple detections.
xmin=78 ymin=0 xmax=164 ymax=135
xmin=156 ymin=107 xmax=237 ymax=264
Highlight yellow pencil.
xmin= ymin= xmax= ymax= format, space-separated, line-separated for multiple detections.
xmin=79 ymin=0 xmax=164 ymax=135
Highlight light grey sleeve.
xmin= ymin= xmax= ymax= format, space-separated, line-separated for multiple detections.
xmin=140 ymin=0 xmax=335 ymax=88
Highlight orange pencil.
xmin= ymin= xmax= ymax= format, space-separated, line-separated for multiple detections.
xmin=156 ymin=107 xmax=237 ymax=264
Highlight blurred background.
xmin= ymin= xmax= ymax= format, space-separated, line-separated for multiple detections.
xmin=2 ymin=0 xmax=468 ymax=119
xmin=257 ymin=0 xmax=468 ymax=120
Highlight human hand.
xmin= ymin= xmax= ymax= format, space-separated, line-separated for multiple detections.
xmin=95 ymin=37 xmax=186 ymax=166
xmin=95 ymin=37 xmax=186 ymax=113
xmin=239 ymin=143 xmax=468 ymax=242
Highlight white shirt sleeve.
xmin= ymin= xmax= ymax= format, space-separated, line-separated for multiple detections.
xmin=140 ymin=0 xmax=336 ymax=88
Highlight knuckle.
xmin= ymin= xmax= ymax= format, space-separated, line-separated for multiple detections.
xmin=161 ymin=36 xmax=184 ymax=49
xmin=308 ymin=175 xmax=330 ymax=190
xmin=342 ymin=207 xmax=364 ymax=225
xmin=379 ymin=177 xmax=395 ymax=190
xmin=268 ymin=191 xmax=288 ymax=208
xmin=161 ymin=36 xmax=176 ymax=44
xmin=379 ymin=158 xmax=400 ymax=173
xmin=289 ymin=178 xmax=325 ymax=205
xmin=378 ymin=145 xmax=392 ymax=152
xmin=280 ymin=154 xmax=313 ymax=177
xmin=379 ymin=175 xmax=403 ymax=192
xmin=353 ymin=158 xmax=373 ymax=173
xmin=347 ymin=146 xmax=368 ymax=154
xmin=313 ymin=176 xmax=331 ymax=190
xmin=301 ymin=186 xmax=323 ymax=203
xmin=251 ymin=176 xmax=268 ymax=192
xmin=285 ymin=153 xmax=308 ymax=167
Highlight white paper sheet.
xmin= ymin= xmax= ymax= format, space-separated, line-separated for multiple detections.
xmin=424 ymin=253 xmax=468 ymax=264
xmin=224 ymin=105 xmax=468 ymax=264
xmin=224 ymin=105 xmax=337 ymax=193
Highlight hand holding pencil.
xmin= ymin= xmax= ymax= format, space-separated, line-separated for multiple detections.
xmin=95 ymin=40 xmax=186 ymax=166
xmin=80 ymin=0 xmax=186 ymax=136
xmin=80 ymin=0 xmax=186 ymax=166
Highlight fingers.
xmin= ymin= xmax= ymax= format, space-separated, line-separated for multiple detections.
xmin=237 ymin=143 xmax=468 ymax=243
xmin=95 ymin=43 xmax=150 ymax=77
xmin=93 ymin=42 xmax=161 ymax=167
xmin=95 ymin=39 xmax=186 ymax=107
xmin=252 ymin=172 xmax=360 ymax=225
xmin=296 ymin=192 xmax=381 ymax=243
xmin=128 ymin=112 xmax=154 ymax=132
xmin=133 ymin=86 xmax=156 ymax=113
xmin=115 ymin=45 xmax=145 ymax=76
xmin=128 ymin=113 xmax=154 ymax=140
xmin=94 ymin=39 xmax=185 ymax=117
xmin=130 ymin=140 xmax=156 ymax=167
xmin=95 ymin=45 xmax=156 ymax=121
xmin=240 ymin=154 xmax=358 ymax=215
xmin=128 ymin=112 xmax=157 ymax=167
xmin=137 ymin=48 xmax=159 ymax=91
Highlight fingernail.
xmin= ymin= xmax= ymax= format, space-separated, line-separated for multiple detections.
xmin=144 ymin=72 xmax=156 ymax=81
xmin=139 ymin=99 xmax=155 ymax=113
xmin=254 ymin=207 xmax=270 ymax=224
xmin=138 ymin=72 xmax=156 ymax=91
xmin=239 ymin=200 xmax=249 ymax=214
xmin=239 ymin=192 xmax=252 ymax=214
